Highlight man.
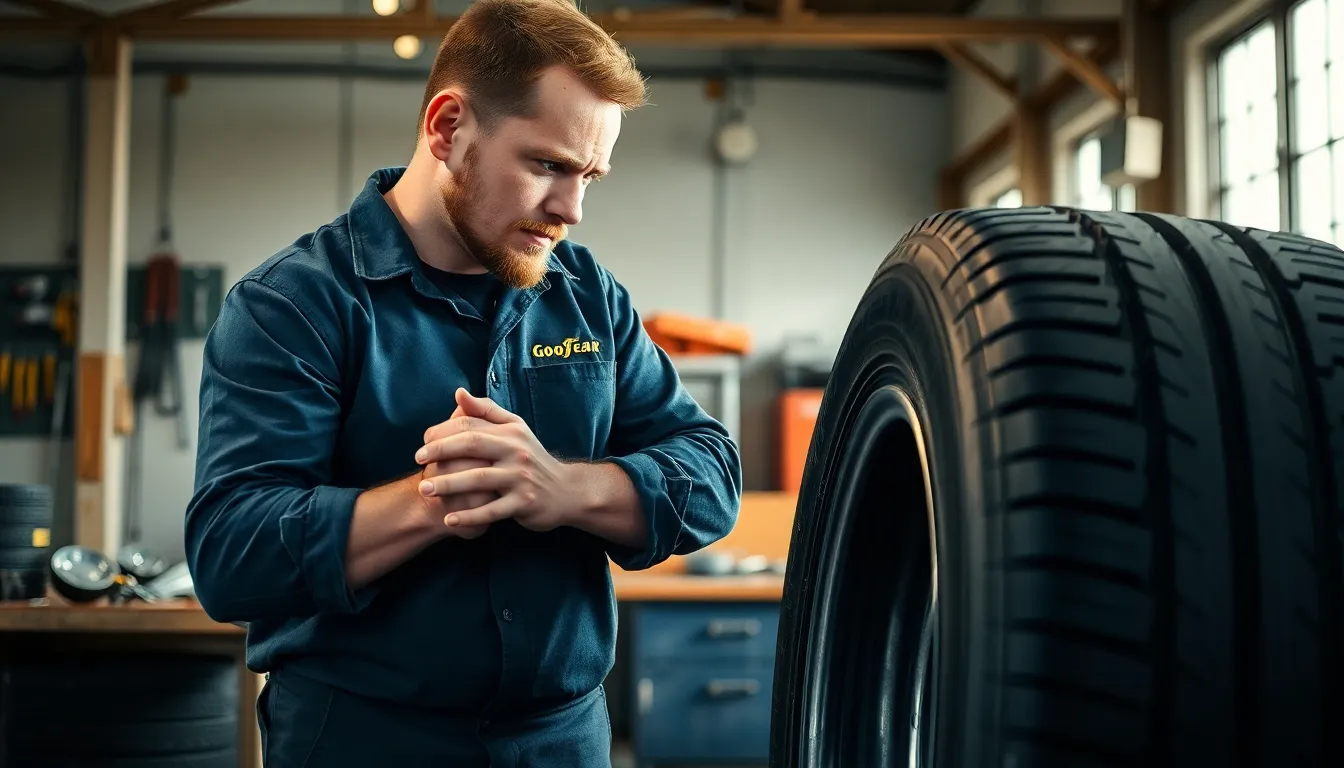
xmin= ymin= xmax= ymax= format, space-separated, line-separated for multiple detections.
xmin=183 ymin=0 xmax=742 ymax=764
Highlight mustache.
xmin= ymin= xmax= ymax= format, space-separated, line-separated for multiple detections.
xmin=513 ymin=220 xmax=567 ymax=242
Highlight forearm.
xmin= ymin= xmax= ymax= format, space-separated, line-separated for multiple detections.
xmin=345 ymin=473 xmax=448 ymax=589
xmin=563 ymin=462 xmax=648 ymax=548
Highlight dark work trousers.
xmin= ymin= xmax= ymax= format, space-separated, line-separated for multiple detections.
xmin=257 ymin=670 xmax=613 ymax=767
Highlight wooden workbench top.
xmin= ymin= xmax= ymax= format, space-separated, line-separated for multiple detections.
xmin=0 ymin=572 xmax=784 ymax=634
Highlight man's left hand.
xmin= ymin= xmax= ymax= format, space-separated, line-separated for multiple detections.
xmin=415 ymin=388 xmax=581 ymax=532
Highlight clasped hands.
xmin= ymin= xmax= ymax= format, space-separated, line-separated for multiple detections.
xmin=414 ymin=387 xmax=581 ymax=539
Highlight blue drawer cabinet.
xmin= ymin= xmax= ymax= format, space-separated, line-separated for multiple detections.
xmin=629 ymin=602 xmax=779 ymax=767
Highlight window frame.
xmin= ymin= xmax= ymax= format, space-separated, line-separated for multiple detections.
xmin=967 ymin=162 xmax=1020 ymax=208
xmin=1051 ymin=98 xmax=1137 ymax=212
xmin=1207 ymin=0 xmax=1331 ymax=235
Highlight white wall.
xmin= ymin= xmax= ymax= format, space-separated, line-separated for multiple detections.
xmin=0 ymin=66 xmax=948 ymax=561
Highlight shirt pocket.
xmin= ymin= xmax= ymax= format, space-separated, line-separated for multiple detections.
xmin=525 ymin=359 xmax=617 ymax=461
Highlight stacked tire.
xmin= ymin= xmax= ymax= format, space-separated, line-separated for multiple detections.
xmin=0 ymin=654 xmax=240 ymax=767
xmin=0 ymin=483 xmax=52 ymax=602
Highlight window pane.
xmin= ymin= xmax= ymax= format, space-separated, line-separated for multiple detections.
xmin=1247 ymin=22 xmax=1279 ymax=103
xmin=1075 ymin=136 xmax=1100 ymax=207
xmin=1248 ymin=97 xmax=1281 ymax=175
xmin=1332 ymin=0 xmax=1344 ymax=64
xmin=1225 ymin=175 xmax=1281 ymax=231
xmin=1295 ymin=70 xmax=1331 ymax=152
xmin=1292 ymin=0 xmax=1329 ymax=76
xmin=1219 ymin=40 xmax=1249 ymax=120
xmin=1331 ymin=59 xmax=1344 ymax=138
xmin=1333 ymin=144 xmax=1344 ymax=234
xmin=1247 ymin=172 xmax=1282 ymax=231
xmin=994 ymin=188 xmax=1022 ymax=208
xmin=1295 ymin=146 xmax=1334 ymax=241
xmin=1222 ymin=100 xmax=1250 ymax=185
xmin=1117 ymin=184 xmax=1137 ymax=212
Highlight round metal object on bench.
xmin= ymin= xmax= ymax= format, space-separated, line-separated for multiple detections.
xmin=49 ymin=545 xmax=119 ymax=603
xmin=118 ymin=544 xmax=170 ymax=582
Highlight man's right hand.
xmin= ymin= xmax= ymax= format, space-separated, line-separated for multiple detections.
xmin=417 ymin=457 xmax=497 ymax=539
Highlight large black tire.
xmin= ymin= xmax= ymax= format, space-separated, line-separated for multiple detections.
xmin=770 ymin=207 xmax=1343 ymax=768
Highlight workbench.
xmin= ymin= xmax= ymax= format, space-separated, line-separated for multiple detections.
xmin=0 ymin=493 xmax=796 ymax=768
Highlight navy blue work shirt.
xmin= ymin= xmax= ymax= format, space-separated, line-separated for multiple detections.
xmin=185 ymin=167 xmax=743 ymax=720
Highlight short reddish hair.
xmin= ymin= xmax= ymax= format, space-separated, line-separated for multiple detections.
xmin=418 ymin=0 xmax=648 ymax=135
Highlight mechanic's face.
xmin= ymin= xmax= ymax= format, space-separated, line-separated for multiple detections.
xmin=440 ymin=66 xmax=622 ymax=289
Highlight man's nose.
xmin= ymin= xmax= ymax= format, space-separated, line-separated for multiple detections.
xmin=543 ymin=179 xmax=584 ymax=227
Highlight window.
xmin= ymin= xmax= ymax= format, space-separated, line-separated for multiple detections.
xmin=992 ymin=188 xmax=1023 ymax=208
xmin=1072 ymin=134 xmax=1137 ymax=212
xmin=1209 ymin=0 xmax=1343 ymax=243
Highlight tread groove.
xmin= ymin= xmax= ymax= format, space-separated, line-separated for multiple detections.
xmin=987 ymin=354 xmax=1126 ymax=379
xmin=1070 ymin=209 xmax=1177 ymax=767
xmin=1138 ymin=213 xmax=1258 ymax=768
xmin=953 ymin=273 xmax=1102 ymax=323
xmin=1209 ymin=222 xmax=1343 ymax=767
xmin=965 ymin=318 xmax=1121 ymax=360
xmin=1004 ymin=554 xmax=1145 ymax=591
xmin=1004 ymin=672 xmax=1144 ymax=713
xmin=1006 ymin=618 xmax=1150 ymax=662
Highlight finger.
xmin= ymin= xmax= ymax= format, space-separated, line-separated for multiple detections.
xmin=423 ymin=415 xmax=499 ymax=445
xmin=417 ymin=430 xmax=513 ymax=464
xmin=440 ymin=457 xmax=490 ymax=473
xmin=417 ymin=467 xmax=512 ymax=497
xmin=454 ymin=387 xmax=522 ymax=425
xmin=445 ymin=495 xmax=519 ymax=528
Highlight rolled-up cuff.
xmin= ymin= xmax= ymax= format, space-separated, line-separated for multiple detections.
xmin=603 ymin=450 xmax=693 ymax=571
xmin=278 ymin=485 xmax=379 ymax=613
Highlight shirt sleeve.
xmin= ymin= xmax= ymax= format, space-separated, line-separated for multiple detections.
xmin=185 ymin=276 xmax=379 ymax=624
xmin=599 ymin=272 xmax=744 ymax=571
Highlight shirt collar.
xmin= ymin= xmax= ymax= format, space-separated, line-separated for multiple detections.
xmin=349 ymin=166 xmax=578 ymax=283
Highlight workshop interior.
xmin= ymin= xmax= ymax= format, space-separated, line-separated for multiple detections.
xmin=2 ymin=0 xmax=1342 ymax=765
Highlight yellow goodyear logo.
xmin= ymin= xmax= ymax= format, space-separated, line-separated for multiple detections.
xmin=532 ymin=337 xmax=601 ymax=359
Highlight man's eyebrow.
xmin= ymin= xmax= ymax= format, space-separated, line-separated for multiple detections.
xmin=530 ymin=147 xmax=609 ymax=177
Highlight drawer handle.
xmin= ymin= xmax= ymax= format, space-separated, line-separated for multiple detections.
xmin=706 ymin=618 xmax=762 ymax=638
xmin=705 ymin=678 xmax=760 ymax=698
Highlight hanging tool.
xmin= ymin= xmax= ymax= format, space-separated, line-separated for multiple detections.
xmin=52 ymin=285 xmax=76 ymax=348
xmin=0 ymin=347 xmax=10 ymax=395
xmin=10 ymin=357 xmax=25 ymax=420
xmin=132 ymin=253 xmax=186 ymax=443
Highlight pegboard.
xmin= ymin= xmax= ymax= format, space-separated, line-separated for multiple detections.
xmin=0 ymin=262 xmax=225 ymax=438
xmin=0 ymin=266 xmax=78 ymax=438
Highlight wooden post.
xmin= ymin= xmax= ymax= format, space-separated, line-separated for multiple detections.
xmin=74 ymin=30 xmax=132 ymax=555
xmin=1125 ymin=0 xmax=1174 ymax=212
xmin=1014 ymin=103 xmax=1051 ymax=205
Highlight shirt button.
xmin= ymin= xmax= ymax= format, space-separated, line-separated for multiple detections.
xmin=501 ymin=608 xmax=513 ymax=622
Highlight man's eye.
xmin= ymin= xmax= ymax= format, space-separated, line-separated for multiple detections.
xmin=538 ymin=161 xmax=562 ymax=173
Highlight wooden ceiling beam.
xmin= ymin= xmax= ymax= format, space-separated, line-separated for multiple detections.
xmin=2 ymin=0 xmax=98 ymax=21
xmin=939 ymin=36 xmax=1121 ymax=207
xmin=116 ymin=0 xmax=248 ymax=24
xmin=937 ymin=42 xmax=1016 ymax=98
xmin=1042 ymin=37 xmax=1125 ymax=106
xmin=104 ymin=14 xmax=1117 ymax=47
xmin=0 ymin=14 xmax=85 ymax=35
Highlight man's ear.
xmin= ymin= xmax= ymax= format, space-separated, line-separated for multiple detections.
xmin=424 ymin=89 xmax=468 ymax=163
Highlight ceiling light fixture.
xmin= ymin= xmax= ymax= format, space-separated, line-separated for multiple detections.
xmin=393 ymin=35 xmax=423 ymax=59
xmin=372 ymin=0 xmax=399 ymax=16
